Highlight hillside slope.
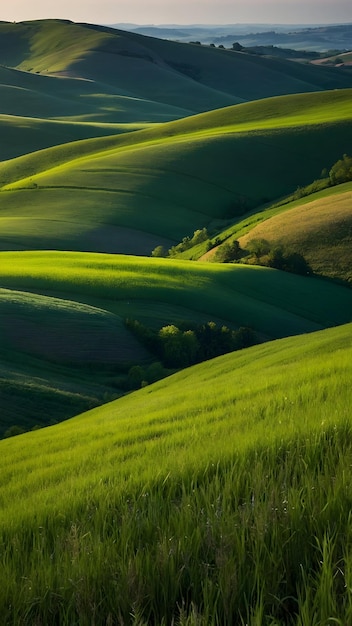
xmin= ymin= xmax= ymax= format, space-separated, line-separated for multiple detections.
xmin=1 ymin=250 xmax=352 ymax=432
xmin=0 ymin=89 xmax=351 ymax=254
xmin=1 ymin=251 xmax=351 ymax=339
xmin=0 ymin=64 xmax=193 ymax=144
xmin=0 ymin=286 xmax=151 ymax=434
xmin=0 ymin=19 xmax=351 ymax=125
xmin=238 ymin=183 xmax=352 ymax=285
xmin=0 ymin=112 xmax=150 ymax=162
xmin=0 ymin=322 xmax=352 ymax=623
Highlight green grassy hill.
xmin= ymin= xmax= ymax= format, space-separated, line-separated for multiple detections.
xmin=0 ymin=19 xmax=351 ymax=145
xmin=0 ymin=286 xmax=151 ymax=435
xmin=0 ymin=250 xmax=352 ymax=433
xmin=1 ymin=89 xmax=352 ymax=255
xmin=0 ymin=113 xmax=150 ymax=161
xmin=1 ymin=18 xmax=352 ymax=624
xmin=194 ymin=181 xmax=352 ymax=285
xmin=0 ymin=321 xmax=352 ymax=623
xmin=1 ymin=251 xmax=351 ymax=338
xmin=2 ymin=20 xmax=351 ymax=100
xmin=0 ymin=65 xmax=193 ymax=136
xmin=238 ymin=183 xmax=352 ymax=285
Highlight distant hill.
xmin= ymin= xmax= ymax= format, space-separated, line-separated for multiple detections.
xmin=312 ymin=50 xmax=352 ymax=67
xmin=1 ymin=19 xmax=351 ymax=121
xmin=111 ymin=22 xmax=352 ymax=52
xmin=0 ymin=19 xmax=351 ymax=161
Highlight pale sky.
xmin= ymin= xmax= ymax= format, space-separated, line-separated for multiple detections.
xmin=1 ymin=0 xmax=351 ymax=26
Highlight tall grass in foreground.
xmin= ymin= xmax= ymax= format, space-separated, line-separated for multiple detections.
xmin=2 ymin=428 xmax=352 ymax=625
xmin=1 ymin=324 xmax=352 ymax=624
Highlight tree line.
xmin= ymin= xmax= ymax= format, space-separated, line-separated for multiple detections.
xmin=125 ymin=318 xmax=257 ymax=374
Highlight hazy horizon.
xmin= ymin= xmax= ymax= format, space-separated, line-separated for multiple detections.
xmin=1 ymin=1 xmax=351 ymax=27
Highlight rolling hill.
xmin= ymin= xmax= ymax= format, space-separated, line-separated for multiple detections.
xmin=1 ymin=16 xmax=352 ymax=624
xmin=0 ymin=250 xmax=352 ymax=433
xmin=1 ymin=18 xmax=352 ymax=161
xmin=116 ymin=22 xmax=352 ymax=52
xmin=0 ymin=321 xmax=352 ymax=623
xmin=192 ymin=180 xmax=352 ymax=285
xmin=0 ymin=19 xmax=351 ymax=426
xmin=0 ymin=285 xmax=151 ymax=435
xmin=0 ymin=63 xmax=183 ymax=124
xmin=1 ymin=89 xmax=352 ymax=255
xmin=238 ymin=183 xmax=352 ymax=285
xmin=2 ymin=20 xmax=351 ymax=98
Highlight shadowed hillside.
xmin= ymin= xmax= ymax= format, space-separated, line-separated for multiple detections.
xmin=0 ymin=89 xmax=351 ymax=255
xmin=0 ymin=19 xmax=351 ymax=132
xmin=0 ymin=18 xmax=351 ymax=162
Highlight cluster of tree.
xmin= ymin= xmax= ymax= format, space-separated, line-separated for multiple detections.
xmin=152 ymin=228 xmax=209 ymax=258
xmin=151 ymin=153 xmax=352 ymax=264
xmin=213 ymin=239 xmax=243 ymax=262
xmin=245 ymin=238 xmax=312 ymax=275
xmin=329 ymin=154 xmax=352 ymax=185
xmin=125 ymin=318 xmax=257 ymax=370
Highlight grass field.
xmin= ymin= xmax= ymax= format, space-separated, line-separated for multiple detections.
xmin=0 ymin=322 xmax=352 ymax=623
xmin=1 ymin=90 xmax=352 ymax=255
xmin=1 ymin=251 xmax=351 ymax=339
xmin=0 ymin=286 xmax=151 ymax=435
xmin=1 ymin=249 xmax=352 ymax=433
xmin=194 ymin=181 xmax=352 ymax=285
xmin=2 ymin=20 xmax=351 ymax=104
xmin=1 ymin=18 xmax=352 ymax=623
xmin=238 ymin=183 xmax=352 ymax=285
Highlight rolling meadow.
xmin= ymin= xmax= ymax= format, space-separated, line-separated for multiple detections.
xmin=0 ymin=18 xmax=352 ymax=625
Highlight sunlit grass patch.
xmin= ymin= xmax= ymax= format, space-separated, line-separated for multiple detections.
xmin=1 ymin=90 xmax=352 ymax=254
xmin=0 ymin=323 xmax=352 ymax=623
xmin=0 ymin=251 xmax=352 ymax=339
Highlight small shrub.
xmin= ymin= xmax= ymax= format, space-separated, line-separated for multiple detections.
xmin=169 ymin=228 xmax=209 ymax=257
xmin=3 ymin=425 xmax=26 ymax=438
xmin=151 ymin=245 xmax=167 ymax=258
